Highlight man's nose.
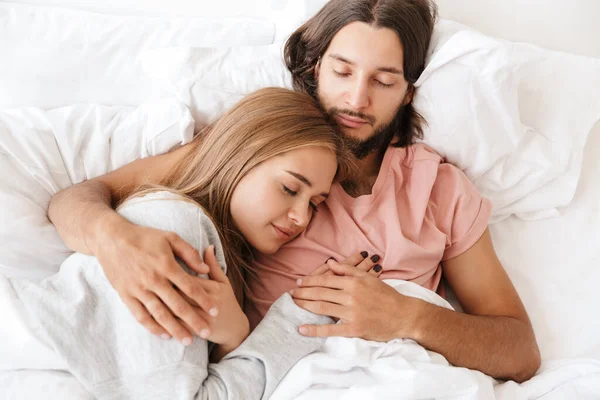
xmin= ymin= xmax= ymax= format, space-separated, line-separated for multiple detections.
xmin=346 ymin=78 xmax=370 ymax=110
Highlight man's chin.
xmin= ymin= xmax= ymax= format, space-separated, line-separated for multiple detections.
xmin=339 ymin=125 xmax=373 ymax=142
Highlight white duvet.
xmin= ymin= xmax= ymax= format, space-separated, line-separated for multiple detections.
xmin=271 ymin=281 xmax=600 ymax=400
xmin=2 ymin=278 xmax=599 ymax=399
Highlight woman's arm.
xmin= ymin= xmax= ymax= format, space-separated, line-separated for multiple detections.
xmin=204 ymin=294 xmax=332 ymax=399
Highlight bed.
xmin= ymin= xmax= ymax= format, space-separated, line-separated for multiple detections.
xmin=1 ymin=0 xmax=599 ymax=398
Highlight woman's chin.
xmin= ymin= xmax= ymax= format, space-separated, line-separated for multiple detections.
xmin=252 ymin=240 xmax=281 ymax=255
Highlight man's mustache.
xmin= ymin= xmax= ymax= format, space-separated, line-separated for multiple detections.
xmin=329 ymin=107 xmax=376 ymax=127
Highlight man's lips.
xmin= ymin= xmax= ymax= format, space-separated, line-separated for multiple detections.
xmin=335 ymin=114 xmax=369 ymax=128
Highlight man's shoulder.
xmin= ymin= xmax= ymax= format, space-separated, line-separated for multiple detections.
xmin=387 ymin=143 xmax=467 ymax=191
xmin=390 ymin=142 xmax=444 ymax=169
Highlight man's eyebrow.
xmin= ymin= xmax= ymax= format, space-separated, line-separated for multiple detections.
xmin=329 ymin=53 xmax=404 ymax=75
xmin=285 ymin=170 xmax=329 ymax=198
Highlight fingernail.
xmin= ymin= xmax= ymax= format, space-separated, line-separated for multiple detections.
xmin=209 ymin=307 xmax=219 ymax=317
xmin=288 ymin=289 xmax=294 ymax=295
xmin=200 ymin=329 xmax=210 ymax=339
xmin=161 ymin=334 xmax=171 ymax=340
xmin=373 ymin=264 xmax=382 ymax=273
xmin=298 ymin=326 xmax=308 ymax=335
xmin=370 ymin=254 xmax=380 ymax=263
xmin=182 ymin=337 xmax=193 ymax=346
xmin=297 ymin=278 xmax=302 ymax=286
xmin=360 ymin=251 xmax=368 ymax=258
xmin=326 ymin=256 xmax=336 ymax=263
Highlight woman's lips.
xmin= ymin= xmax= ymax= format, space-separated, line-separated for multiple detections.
xmin=272 ymin=224 xmax=293 ymax=241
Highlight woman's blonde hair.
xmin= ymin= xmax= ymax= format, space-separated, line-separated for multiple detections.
xmin=126 ymin=87 xmax=354 ymax=304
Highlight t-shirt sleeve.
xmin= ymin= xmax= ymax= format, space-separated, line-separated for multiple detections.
xmin=430 ymin=163 xmax=492 ymax=261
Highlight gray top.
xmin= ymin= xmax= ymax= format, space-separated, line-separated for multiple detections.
xmin=10 ymin=191 xmax=332 ymax=399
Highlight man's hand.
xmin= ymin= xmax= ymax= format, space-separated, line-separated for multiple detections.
xmin=291 ymin=256 xmax=421 ymax=342
xmin=94 ymin=219 xmax=218 ymax=346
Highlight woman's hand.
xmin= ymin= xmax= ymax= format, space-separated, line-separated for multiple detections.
xmin=295 ymin=251 xmax=383 ymax=323
xmin=93 ymin=218 xmax=218 ymax=345
xmin=308 ymin=251 xmax=383 ymax=277
xmin=182 ymin=246 xmax=250 ymax=361
xmin=198 ymin=246 xmax=249 ymax=347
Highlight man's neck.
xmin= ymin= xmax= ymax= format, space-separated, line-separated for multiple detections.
xmin=341 ymin=150 xmax=386 ymax=198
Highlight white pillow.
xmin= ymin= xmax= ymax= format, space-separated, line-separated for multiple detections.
xmin=142 ymin=44 xmax=292 ymax=127
xmin=3 ymin=0 xmax=329 ymax=42
xmin=142 ymin=19 xmax=600 ymax=221
xmin=414 ymin=20 xmax=600 ymax=222
xmin=0 ymin=3 xmax=276 ymax=110
xmin=0 ymin=99 xmax=194 ymax=280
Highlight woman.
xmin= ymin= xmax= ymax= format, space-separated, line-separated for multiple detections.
xmin=0 ymin=88 xmax=370 ymax=399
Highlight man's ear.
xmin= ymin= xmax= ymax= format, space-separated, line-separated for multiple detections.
xmin=402 ymin=86 xmax=415 ymax=106
xmin=314 ymin=58 xmax=321 ymax=79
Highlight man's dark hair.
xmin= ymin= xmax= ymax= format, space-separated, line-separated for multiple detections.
xmin=284 ymin=0 xmax=438 ymax=147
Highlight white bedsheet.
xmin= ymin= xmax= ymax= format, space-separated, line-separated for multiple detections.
xmin=271 ymin=281 xmax=600 ymax=400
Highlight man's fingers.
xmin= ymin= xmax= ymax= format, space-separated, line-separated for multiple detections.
xmin=298 ymin=323 xmax=358 ymax=338
xmin=123 ymin=296 xmax=171 ymax=339
xmin=154 ymin=278 xmax=215 ymax=337
xmin=169 ymin=233 xmax=209 ymax=275
xmin=177 ymin=310 xmax=212 ymax=340
xmin=204 ymin=245 xmax=228 ymax=284
xmin=138 ymin=290 xmax=195 ymax=345
xmin=293 ymin=299 xmax=346 ymax=319
xmin=169 ymin=264 xmax=218 ymax=316
xmin=290 ymin=287 xmax=349 ymax=306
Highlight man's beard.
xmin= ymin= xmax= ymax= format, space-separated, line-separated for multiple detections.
xmin=328 ymin=107 xmax=403 ymax=160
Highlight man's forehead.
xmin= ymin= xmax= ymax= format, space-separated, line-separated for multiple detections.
xmin=326 ymin=22 xmax=404 ymax=68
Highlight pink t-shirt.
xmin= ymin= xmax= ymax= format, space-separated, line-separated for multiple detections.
xmin=245 ymin=143 xmax=492 ymax=328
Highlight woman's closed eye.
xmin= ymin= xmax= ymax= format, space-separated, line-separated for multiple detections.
xmin=282 ymin=185 xmax=319 ymax=212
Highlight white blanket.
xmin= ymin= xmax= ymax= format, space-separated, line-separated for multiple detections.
xmin=271 ymin=280 xmax=600 ymax=400
xmin=0 ymin=99 xmax=194 ymax=280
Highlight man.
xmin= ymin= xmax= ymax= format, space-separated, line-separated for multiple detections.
xmin=48 ymin=0 xmax=540 ymax=383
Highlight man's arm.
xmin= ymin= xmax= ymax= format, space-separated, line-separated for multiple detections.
xmin=48 ymin=146 xmax=184 ymax=254
xmin=292 ymin=229 xmax=541 ymax=383
xmin=47 ymin=145 xmax=221 ymax=346
xmin=410 ymin=229 xmax=541 ymax=382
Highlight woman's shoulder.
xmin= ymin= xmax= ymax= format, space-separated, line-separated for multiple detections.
xmin=117 ymin=190 xmax=218 ymax=245
xmin=119 ymin=190 xmax=204 ymax=216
